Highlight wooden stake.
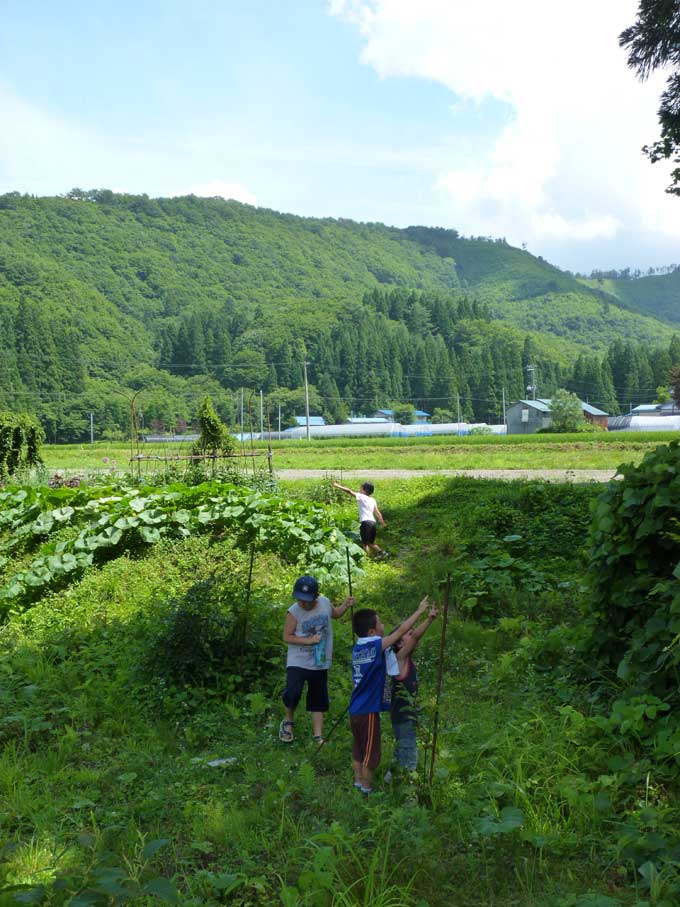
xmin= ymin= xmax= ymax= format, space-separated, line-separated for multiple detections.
xmin=429 ymin=572 xmax=451 ymax=786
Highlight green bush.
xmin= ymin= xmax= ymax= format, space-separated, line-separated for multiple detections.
xmin=143 ymin=574 xmax=280 ymax=692
xmin=0 ymin=412 xmax=44 ymax=478
xmin=585 ymin=440 xmax=680 ymax=700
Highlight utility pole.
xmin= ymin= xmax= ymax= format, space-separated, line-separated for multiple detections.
xmin=303 ymin=360 xmax=311 ymax=442
xmin=90 ymin=412 xmax=94 ymax=444
xmin=260 ymin=389 xmax=264 ymax=436
xmin=456 ymin=393 xmax=462 ymax=435
xmin=501 ymin=387 xmax=506 ymax=429
xmin=278 ymin=402 xmax=281 ymax=437
xmin=240 ymin=388 xmax=244 ymax=433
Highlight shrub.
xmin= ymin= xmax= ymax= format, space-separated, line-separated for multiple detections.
xmin=546 ymin=389 xmax=583 ymax=433
xmin=0 ymin=412 xmax=44 ymax=478
xmin=144 ymin=573 xmax=280 ymax=692
xmin=392 ymin=403 xmax=416 ymax=424
xmin=585 ymin=440 xmax=680 ymax=700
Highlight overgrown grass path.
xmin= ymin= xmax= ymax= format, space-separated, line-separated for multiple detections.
xmin=0 ymin=475 xmax=637 ymax=906
xmin=279 ymin=467 xmax=618 ymax=481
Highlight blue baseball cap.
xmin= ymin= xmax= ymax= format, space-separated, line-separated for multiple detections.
xmin=293 ymin=575 xmax=319 ymax=602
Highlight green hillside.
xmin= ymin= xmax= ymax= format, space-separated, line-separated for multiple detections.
xmin=579 ymin=269 xmax=680 ymax=326
xmin=0 ymin=190 xmax=678 ymax=440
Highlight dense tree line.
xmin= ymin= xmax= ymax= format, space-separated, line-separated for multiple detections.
xmin=1 ymin=192 xmax=679 ymax=438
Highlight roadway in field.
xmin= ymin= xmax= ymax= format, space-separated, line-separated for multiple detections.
xmin=277 ymin=469 xmax=619 ymax=482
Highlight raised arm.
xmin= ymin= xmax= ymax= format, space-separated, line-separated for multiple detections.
xmin=382 ymin=596 xmax=430 ymax=650
xmin=412 ymin=605 xmax=439 ymax=643
xmin=332 ymin=481 xmax=357 ymax=497
xmin=331 ymin=596 xmax=354 ymax=619
xmin=282 ymin=613 xmax=321 ymax=645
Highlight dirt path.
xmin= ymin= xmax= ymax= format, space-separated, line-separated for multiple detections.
xmin=277 ymin=468 xmax=618 ymax=482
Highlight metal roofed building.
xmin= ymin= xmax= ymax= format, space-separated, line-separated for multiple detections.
xmin=630 ymin=401 xmax=679 ymax=416
xmin=579 ymin=402 xmax=609 ymax=428
xmin=506 ymin=398 xmax=608 ymax=434
xmin=375 ymin=408 xmax=431 ymax=423
xmin=506 ymin=399 xmax=552 ymax=434
xmin=349 ymin=416 xmax=390 ymax=424
xmin=293 ymin=415 xmax=326 ymax=427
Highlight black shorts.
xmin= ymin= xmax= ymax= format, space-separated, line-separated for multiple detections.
xmin=360 ymin=520 xmax=377 ymax=544
xmin=282 ymin=667 xmax=329 ymax=712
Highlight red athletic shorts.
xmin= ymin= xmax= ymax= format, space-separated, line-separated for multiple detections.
xmin=350 ymin=712 xmax=381 ymax=771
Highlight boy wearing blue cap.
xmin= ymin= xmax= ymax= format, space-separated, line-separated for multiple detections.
xmin=279 ymin=575 xmax=354 ymax=744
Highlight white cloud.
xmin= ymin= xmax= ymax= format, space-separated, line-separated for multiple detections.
xmin=0 ymin=84 xmax=258 ymax=207
xmin=172 ymin=180 xmax=257 ymax=205
xmin=329 ymin=0 xmax=679 ymax=263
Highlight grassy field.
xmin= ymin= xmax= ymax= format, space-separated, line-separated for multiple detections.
xmin=0 ymin=472 xmax=661 ymax=905
xmin=39 ymin=431 xmax=680 ymax=475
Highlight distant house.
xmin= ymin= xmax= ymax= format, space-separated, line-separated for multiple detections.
xmin=506 ymin=398 xmax=608 ymax=434
xmin=630 ymin=401 xmax=678 ymax=416
xmin=294 ymin=416 xmax=326 ymax=427
xmin=374 ymin=408 xmax=431 ymax=424
xmin=580 ymin=402 xmax=609 ymax=429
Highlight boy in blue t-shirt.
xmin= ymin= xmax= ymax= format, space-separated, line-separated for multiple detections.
xmin=349 ymin=596 xmax=431 ymax=794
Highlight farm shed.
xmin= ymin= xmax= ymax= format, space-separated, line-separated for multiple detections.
xmin=506 ymin=399 xmax=608 ymax=434
xmin=580 ymin=402 xmax=609 ymax=429
xmin=506 ymin=400 xmax=552 ymax=434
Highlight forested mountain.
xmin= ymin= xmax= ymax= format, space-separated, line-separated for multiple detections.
xmin=0 ymin=190 xmax=678 ymax=440
xmin=578 ymin=269 xmax=680 ymax=327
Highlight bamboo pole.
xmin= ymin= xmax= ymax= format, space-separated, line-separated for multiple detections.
xmin=429 ymin=573 xmax=451 ymax=786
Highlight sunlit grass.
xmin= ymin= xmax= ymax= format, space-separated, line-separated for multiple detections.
xmin=0 ymin=476 xmax=648 ymax=904
xmin=38 ymin=431 xmax=679 ymax=474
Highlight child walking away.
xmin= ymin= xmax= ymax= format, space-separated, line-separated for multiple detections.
xmin=349 ymin=597 xmax=430 ymax=794
xmin=280 ymin=575 xmax=354 ymax=745
xmin=332 ymin=481 xmax=386 ymax=557
xmin=389 ymin=603 xmax=439 ymax=776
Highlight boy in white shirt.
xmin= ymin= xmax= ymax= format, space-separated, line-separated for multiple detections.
xmin=333 ymin=481 xmax=387 ymax=557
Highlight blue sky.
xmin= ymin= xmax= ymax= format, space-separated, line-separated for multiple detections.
xmin=1 ymin=0 xmax=677 ymax=272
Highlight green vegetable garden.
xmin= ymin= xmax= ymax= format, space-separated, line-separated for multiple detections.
xmin=2 ymin=441 xmax=680 ymax=906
